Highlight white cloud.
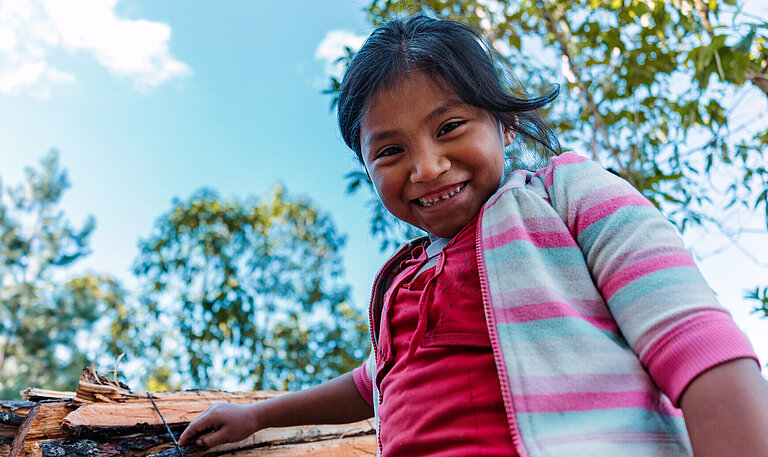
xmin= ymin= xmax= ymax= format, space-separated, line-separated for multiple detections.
xmin=0 ymin=0 xmax=190 ymax=99
xmin=315 ymin=30 xmax=366 ymax=81
xmin=0 ymin=61 xmax=74 ymax=99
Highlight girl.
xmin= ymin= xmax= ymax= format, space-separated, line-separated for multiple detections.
xmin=179 ymin=15 xmax=768 ymax=456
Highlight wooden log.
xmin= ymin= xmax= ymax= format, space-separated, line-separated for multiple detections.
xmin=141 ymin=433 xmax=376 ymax=457
xmin=71 ymin=364 xmax=139 ymax=404
xmin=205 ymin=420 xmax=376 ymax=454
xmin=40 ymin=434 xmax=170 ymax=457
xmin=62 ymin=392 xmax=285 ymax=438
xmin=1 ymin=424 xmax=19 ymax=438
xmin=1 ymin=401 xmax=36 ymax=437
xmin=0 ymin=409 xmax=24 ymax=438
xmin=20 ymin=389 xmax=75 ymax=402
xmin=8 ymin=363 xmax=376 ymax=457
xmin=18 ymin=442 xmax=41 ymax=457
xmin=1 ymin=400 xmax=36 ymax=414
xmin=212 ymin=434 xmax=376 ymax=457
xmin=39 ymin=422 xmax=376 ymax=457
xmin=1 ymin=436 xmax=12 ymax=455
xmin=76 ymin=385 xmax=283 ymax=405
xmin=21 ymin=400 xmax=77 ymax=441
xmin=4 ymin=400 xmax=77 ymax=457
xmin=72 ymin=365 xmax=282 ymax=405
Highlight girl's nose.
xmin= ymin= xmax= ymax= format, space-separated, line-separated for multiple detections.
xmin=410 ymin=148 xmax=450 ymax=182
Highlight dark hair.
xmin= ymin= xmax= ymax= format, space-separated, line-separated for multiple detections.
xmin=337 ymin=14 xmax=561 ymax=167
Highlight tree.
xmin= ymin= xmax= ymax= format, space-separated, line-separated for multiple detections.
xmin=119 ymin=185 xmax=368 ymax=391
xmin=329 ymin=0 xmax=768 ymax=316
xmin=0 ymin=151 xmax=126 ymax=398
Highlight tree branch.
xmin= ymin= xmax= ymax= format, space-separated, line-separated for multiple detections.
xmin=692 ymin=0 xmax=768 ymax=97
xmin=746 ymin=72 xmax=768 ymax=97
xmin=536 ymin=0 xmax=637 ymax=186
xmin=688 ymin=211 xmax=768 ymax=267
xmin=692 ymin=0 xmax=715 ymax=39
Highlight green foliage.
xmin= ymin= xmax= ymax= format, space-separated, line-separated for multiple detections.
xmin=120 ymin=185 xmax=367 ymax=391
xmin=746 ymin=286 xmax=768 ymax=318
xmin=0 ymin=151 xmax=126 ymax=399
xmin=330 ymin=0 xmax=768 ymax=253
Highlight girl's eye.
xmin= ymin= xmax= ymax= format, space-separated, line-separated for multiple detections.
xmin=378 ymin=146 xmax=403 ymax=159
xmin=438 ymin=121 xmax=464 ymax=137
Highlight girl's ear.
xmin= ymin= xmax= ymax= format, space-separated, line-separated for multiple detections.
xmin=501 ymin=114 xmax=518 ymax=147
xmin=503 ymin=122 xmax=516 ymax=147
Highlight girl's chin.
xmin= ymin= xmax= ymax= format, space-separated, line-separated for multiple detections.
xmin=419 ymin=214 xmax=474 ymax=238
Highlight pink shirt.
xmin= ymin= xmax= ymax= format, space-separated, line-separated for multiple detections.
xmin=355 ymin=218 xmax=516 ymax=456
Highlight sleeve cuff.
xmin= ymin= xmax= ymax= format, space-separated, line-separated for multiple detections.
xmin=642 ymin=310 xmax=759 ymax=405
xmin=353 ymin=361 xmax=374 ymax=407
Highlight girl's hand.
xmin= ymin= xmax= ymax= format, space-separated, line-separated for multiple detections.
xmin=178 ymin=402 xmax=259 ymax=448
xmin=177 ymin=372 xmax=373 ymax=449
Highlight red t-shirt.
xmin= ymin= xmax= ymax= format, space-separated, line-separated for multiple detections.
xmin=355 ymin=218 xmax=517 ymax=456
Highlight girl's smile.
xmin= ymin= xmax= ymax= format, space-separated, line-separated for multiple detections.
xmin=360 ymin=72 xmax=513 ymax=238
xmin=415 ymin=181 xmax=466 ymax=207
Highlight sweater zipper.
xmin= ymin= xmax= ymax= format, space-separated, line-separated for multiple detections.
xmin=367 ymin=244 xmax=413 ymax=457
xmin=367 ymin=244 xmax=413 ymax=404
xmin=475 ymin=207 xmax=529 ymax=457
xmin=368 ymin=250 xmax=401 ymax=360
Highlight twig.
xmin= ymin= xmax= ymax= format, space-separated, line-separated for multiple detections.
xmin=146 ymin=392 xmax=185 ymax=457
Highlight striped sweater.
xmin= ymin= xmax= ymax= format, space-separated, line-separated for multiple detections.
xmin=363 ymin=152 xmax=757 ymax=456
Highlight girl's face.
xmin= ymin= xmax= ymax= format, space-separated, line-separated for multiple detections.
xmin=359 ymin=71 xmax=513 ymax=238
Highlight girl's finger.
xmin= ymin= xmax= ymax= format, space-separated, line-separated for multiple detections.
xmin=178 ymin=414 xmax=211 ymax=445
xmin=195 ymin=427 xmax=230 ymax=449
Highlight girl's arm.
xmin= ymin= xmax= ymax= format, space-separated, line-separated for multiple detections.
xmin=541 ymin=153 xmax=764 ymax=452
xmin=178 ymin=371 xmax=373 ymax=448
xmin=680 ymin=358 xmax=768 ymax=457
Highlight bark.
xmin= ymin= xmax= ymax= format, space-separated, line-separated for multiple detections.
xmin=40 ymin=434 xmax=170 ymax=457
xmin=0 ymin=410 xmax=24 ymax=426
xmin=1 ymin=401 xmax=36 ymax=438
xmin=0 ymin=411 xmax=24 ymax=441
xmin=0 ymin=436 xmax=12 ymax=457
xmin=1 ymin=400 xmax=37 ymax=414
xmin=39 ymin=424 xmax=375 ymax=457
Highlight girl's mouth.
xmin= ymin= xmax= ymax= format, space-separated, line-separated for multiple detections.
xmin=416 ymin=182 xmax=467 ymax=207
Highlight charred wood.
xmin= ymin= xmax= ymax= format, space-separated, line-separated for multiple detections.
xmin=0 ymin=411 xmax=24 ymax=426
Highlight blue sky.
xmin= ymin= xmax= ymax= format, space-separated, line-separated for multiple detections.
xmin=0 ymin=0 xmax=389 ymax=304
xmin=1 ymin=0 xmax=766 ymax=379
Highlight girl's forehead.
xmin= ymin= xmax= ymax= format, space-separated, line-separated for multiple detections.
xmin=363 ymin=71 xmax=456 ymax=116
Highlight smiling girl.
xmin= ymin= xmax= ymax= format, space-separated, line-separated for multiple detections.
xmin=179 ymin=14 xmax=768 ymax=457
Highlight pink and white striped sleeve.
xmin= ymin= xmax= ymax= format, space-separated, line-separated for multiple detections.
xmin=545 ymin=152 xmax=759 ymax=404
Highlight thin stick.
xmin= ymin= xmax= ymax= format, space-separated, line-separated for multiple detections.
xmin=114 ymin=353 xmax=124 ymax=385
xmin=8 ymin=403 xmax=40 ymax=457
xmin=146 ymin=392 xmax=185 ymax=457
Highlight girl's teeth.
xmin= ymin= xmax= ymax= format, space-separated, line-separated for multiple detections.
xmin=419 ymin=183 xmax=465 ymax=207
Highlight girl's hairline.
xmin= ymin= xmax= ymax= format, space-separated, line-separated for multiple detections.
xmin=354 ymin=69 xmax=522 ymax=154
